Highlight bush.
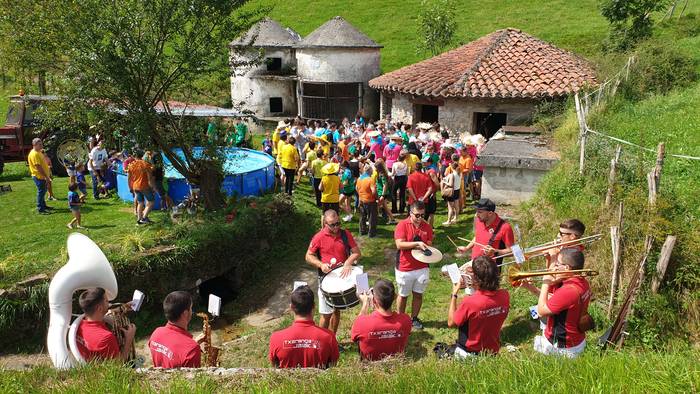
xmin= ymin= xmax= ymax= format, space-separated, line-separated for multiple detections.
xmin=619 ymin=42 xmax=698 ymax=100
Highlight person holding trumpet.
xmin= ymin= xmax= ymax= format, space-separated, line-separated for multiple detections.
xmin=457 ymin=199 xmax=514 ymax=267
xmin=533 ymin=248 xmax=592 ymax=358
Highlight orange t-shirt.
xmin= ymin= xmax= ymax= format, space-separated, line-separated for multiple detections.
xmin=128 ymin=159 xmax=153 ymax=191
xmin=356 ymin=176 xmax=376 ymax=203
xmin=459 ymin=155 xmax=474 ymax=174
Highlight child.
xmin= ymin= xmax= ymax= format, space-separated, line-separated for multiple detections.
xmin=75 ymin=163 xmax=88 ymax=202
xmin=67 ymin=183 xmax=84 ymax=229
xmin=262 ymin=132 xmax=273 ymax=156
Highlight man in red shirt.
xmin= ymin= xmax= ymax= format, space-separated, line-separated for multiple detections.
xmin=305 ymin=210 xmax=362 ymax=332
xmin=148 ymin=291 xmax=203 ymax=368
xmin=394 ymin=201 xmax=434 ymax=330
xmin=535 ymin=248 xmax=591 ymax=358
xmin=458 ymin=198 xmax=514 ymax=267
xmin=447 ymin=256 xmax=510 ymax=358
xmin=351 ymin=279 xmax=412 ymax=360
xmin=407 ymin=162 xmax=436 ymax=226
xmin=269 ymin=285 xmax=339 ymax=368
xmin=75 ymin=287 xmax=136 ymax=362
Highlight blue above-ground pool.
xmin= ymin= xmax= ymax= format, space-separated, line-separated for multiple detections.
xmin=163 ymin=147 xmax=275 ymax=203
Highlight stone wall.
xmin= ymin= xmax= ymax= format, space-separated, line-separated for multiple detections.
xmin=481 ymin=166 xmax=548 ymax=204
xmin=390 ymin=94 xmax=414 ymax=125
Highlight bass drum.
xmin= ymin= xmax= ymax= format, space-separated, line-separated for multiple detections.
xmin=320 ymin=266 xmax=363 ymax=310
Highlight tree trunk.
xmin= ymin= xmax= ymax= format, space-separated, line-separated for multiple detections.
xmin=198 ymin=161 xmax=225 ymax=211
xmin=38 ymin=71 xmax=47 ymax=95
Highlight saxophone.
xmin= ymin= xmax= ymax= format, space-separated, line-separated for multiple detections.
xmin=196 ymin=312 xmax=220 ymax=367
xmin=107 ymin=303 xmax=135 ymax=362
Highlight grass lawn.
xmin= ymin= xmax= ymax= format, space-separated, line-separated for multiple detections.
xmin=0 ymin=162 xmax=165 ymax=287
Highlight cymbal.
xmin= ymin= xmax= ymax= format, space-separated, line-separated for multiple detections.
xmin=411 ymin=246 xmax=443 ymax=264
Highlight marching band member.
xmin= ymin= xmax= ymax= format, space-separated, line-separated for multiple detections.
xmin=148 ymin=291 xmax=203 ymax=368
xmin=75 ymin=287 xmax=136 ymax=362
xmin=351 ymin=279 xmax=412 ymax=361
xmin=394 ymin=201 xmax=434 ymax=330
xmin=447 ymin=256 xmax=509 ymax=358
xmin=268 ymin=285 xmax=339 ymax=369
xmin=305 ymin=210 xmax=362 ymax=333
xmin=457 ymin=198 xmax=514 ymax=267
xmin=534 ymin=248 xmax=591 ymax=358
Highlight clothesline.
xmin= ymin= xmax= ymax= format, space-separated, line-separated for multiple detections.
xmin=585 ymin=127 xmax=700 ymax=161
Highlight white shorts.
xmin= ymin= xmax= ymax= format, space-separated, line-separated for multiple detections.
xmin=318 ymin=286 xmax=335 ymax=315
xmin=533 ymin=335 xmax=586 ymax=358
xmin=395 ymin=268 xmax=430 ymax=297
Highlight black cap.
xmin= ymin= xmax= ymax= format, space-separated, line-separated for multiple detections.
xmin=474 ymin=198 xmax=496 ymax=212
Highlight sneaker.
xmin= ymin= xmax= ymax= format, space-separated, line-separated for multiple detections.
xmin=48 ymin=196 xmax=57 ymax=201
xmin=412 ymin=317 xmax=424 ymax=330
xmin=76 ymin=225 xmax=87 ymax=230
xmin=136 ymin=219 xmax=146 ymax=226
xmin=442 ymin=221 xmax=451 ymax=226
xmin=141 ymin=217 xmax=154 ymax=224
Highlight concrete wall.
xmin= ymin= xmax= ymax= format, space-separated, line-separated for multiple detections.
xmin=481 ymin=166 xmax=548 ymax=204
xmin=385 ymin=93 xmax=538 ymax=130
xmin=230 ymin=47 xmax=297 ymax=117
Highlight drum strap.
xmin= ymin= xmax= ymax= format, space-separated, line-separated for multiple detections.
xmin=318 ymin=230 xmax=353 ymax=277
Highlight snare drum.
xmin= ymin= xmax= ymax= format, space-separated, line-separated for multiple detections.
xmin=320 ymin=266 xmax=363 ymax=310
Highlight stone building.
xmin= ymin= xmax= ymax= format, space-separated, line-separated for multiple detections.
xmin=369 ymin=29 xmax=597 ymax=137
xmin=229 ymin=16 xmax=381 ymax=121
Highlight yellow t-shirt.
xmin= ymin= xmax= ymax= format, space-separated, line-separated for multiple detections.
xmin=28 ymin=149 xmax=49 ymax=180
xmin=318 ymin=135 xmax=331 ymax=157
xmin=320 ymin=174 xmax=340 ymax=203
xmin=276 ymin=140 xmax=287 ymax=164
xmin=405 ymin=154 xmax=419 ymax=174
xmin=279 ymin=143 xmax=299 ymax=169
xmin=272 ymin=130 xmax=281 ymax=155
xmin=311 ymin=158 xmax=327 ymax=179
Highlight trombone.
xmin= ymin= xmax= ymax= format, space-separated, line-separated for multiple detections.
xmin=508 ymin=266 xmax=599 ymax=286
xmin=498 ymin=234 xmax=603 ymax=267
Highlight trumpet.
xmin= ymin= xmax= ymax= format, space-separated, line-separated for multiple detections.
xmin=498 ymin=234 xmax=603 ymax=267
xmin=508 ymin=266 xmax=599 ymax=286
xmin=196 ymin=312 xmax=220 ymax=367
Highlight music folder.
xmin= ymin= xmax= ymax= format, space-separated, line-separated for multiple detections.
xmin=293 ymin=281 xmax=308 ymax=291
xmin=445 ymin=264 xmax=461 ymax=285
xmin=512 ymin=244 xmax=526 ymax=265
xmin=355 ymin=273 xmax=370 ymax=294
xmin=131 ymin=290 xmax=145 ymax=312
xmin=208 ymin=294 xmax=221 ymax=317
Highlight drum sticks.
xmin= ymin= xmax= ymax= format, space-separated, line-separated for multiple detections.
xmin=456 ymin=237 xmax=490 ymax=249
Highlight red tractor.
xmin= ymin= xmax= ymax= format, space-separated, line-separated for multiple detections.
xmin=0 ymin=93 xmax=67 ymax=176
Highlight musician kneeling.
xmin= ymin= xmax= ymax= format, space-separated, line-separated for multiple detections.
xmin=148 ymin=291 xmax=203 ymax=368
xmin=447 ymin=256 xmax=510 ymax=358
xmin=268 ymin=285 xmax=339 ymax=368
xmin=534 ymin=248 xmax=591 ymax=358
xmin=351 ymin=279 xmax=412 ymax=361
xmin=76 ymin=287 xmax=136 ymax=362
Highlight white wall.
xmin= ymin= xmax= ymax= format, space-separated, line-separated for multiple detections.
xmin=296 ymin=48 xmax=380 ymax=82
xmin=481 ymin=166 xmax=548 ymax=204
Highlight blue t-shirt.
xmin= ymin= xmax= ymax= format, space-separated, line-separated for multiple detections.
xmin=68 ymin=191 xmax=80 ymax=208
xmin=76 ymin=173 xmax=86 ymax=186
xmin=332 ymin=130 xmax=341 ymax=144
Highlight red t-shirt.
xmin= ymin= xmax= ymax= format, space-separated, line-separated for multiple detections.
xmin=308 ymin=228 xmax=358 ymax=270
xmin=453 ymin=289 xmax=510 ymax=354
xmin=76 ymin=320 xmax=120 ymax=361
xmin=351 ymin=311 xmax=412 ymax=360
xmin=394 ymin=218 xmax=433 ymax=272
xmin=268 ymin=320 xmax=339 ymax=368
xmin=148 ymin=322 xmax=201 ymax=368
xmin=406 ymin=171 xmax=432 ymax=205
xmin=545 ymin=276 xmax=591 ymax=348
xmin=471 ymin=215 xmax=515 ymax=260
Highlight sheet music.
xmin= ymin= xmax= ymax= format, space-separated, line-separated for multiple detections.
xmin=131 ymin=290 xmax=144 ymax=312
xmin=445 ymin=264 xmax=461 ymax=284
xmin=355 ymin=273 xmax=370 ymax=294
xmin=512 ymin=244 xmax=526 ymax=265
xmin=208 ymin=294 xmax=221 ymax=317
xmin=293 ymin=281 xmax=308 ymax=290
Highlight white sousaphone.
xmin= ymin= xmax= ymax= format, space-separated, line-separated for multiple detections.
xmin=47 ymin=233 xmax=118 ymax=369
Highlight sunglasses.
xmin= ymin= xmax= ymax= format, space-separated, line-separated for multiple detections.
xmin=411 ymin=212 xmax=426 ymax=219
xmin=559 ymin=230 xmax=577 ymax=236
xmin=327 ymin=221 xmax=341 ymax=228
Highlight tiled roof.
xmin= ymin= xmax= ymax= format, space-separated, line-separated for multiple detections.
xmin=230 ymin=18 xmax=301 ymax=48
xmin=296 ymin=16 xmax=382 ymax=49
xmin=369 ymin=28 xmax=596 ymax=99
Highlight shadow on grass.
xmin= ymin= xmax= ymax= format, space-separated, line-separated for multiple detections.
xmin=84 ymin=224 xmax=117 ymax=230
xmin=501 ymin=315 xmax=538 ymax=346
xmin=406 ymin=330 xmax=433 ymax=360
xmin=0 ymin=174 xmax=25 ymax=182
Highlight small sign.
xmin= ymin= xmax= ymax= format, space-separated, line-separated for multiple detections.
xmin=208 ymin=294 xmax=221 ymax=317
xmin=131 ymin=290 xmax=145 ymax=312
xmin=293 ymin=281 xmax=308 ymax=291
xmin=529 ymin=305 xmax=539 ymax=320
xmin=355 ymin=273 xmax=370 ymax=294
xmin=512 ymin=244 xmax=526 ymax=265
xmin=445 ymin=264 xmax=462 ymax=285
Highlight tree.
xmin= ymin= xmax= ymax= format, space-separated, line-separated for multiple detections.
xmin=600 ymin=0 xmax=671 ymax=51
xmin=50 ymin=0 xmax=263 ymax=210
xmin=416 ymin=0 xmax=458 ymax=56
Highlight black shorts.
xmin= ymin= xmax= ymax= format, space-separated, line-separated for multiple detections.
xmin=321 ymin=202 xmax=340 ymax=213
xmin=426 ymin=196 xmax=437 ymax=215
xmin=443 ymin=193 xmax=459 ymax=202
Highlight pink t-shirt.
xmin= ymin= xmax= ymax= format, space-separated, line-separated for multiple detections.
xmin=383 ymin=144 xmax=402 ymax=169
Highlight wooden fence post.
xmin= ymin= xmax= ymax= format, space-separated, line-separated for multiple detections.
xmin=574 ymin=93 xmax=587 ymax=175
xmin=651 ymin=235 xmax=677 ymax=293
xmin=605 ymin=145 xmax=622 ymax=207
xmin=648 ymin=143 xmax=665 ymax=207
xmin=607 ymin=202 xmax=624 ymax=319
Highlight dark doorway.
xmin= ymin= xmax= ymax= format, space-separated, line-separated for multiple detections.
xmin=473 ymin=112 xmax=507 ymax=138
xmin=269 ymin=97 xmax=283 ymax=113
xmin=418 ymin=105 xmax=439 ymax=123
